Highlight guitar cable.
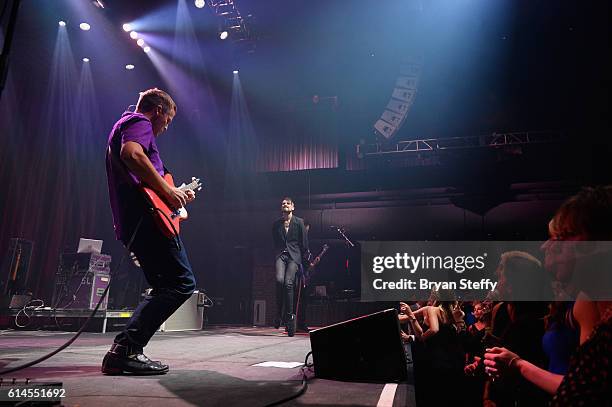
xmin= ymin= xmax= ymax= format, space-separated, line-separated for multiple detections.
xmin=14 ymin=299 xmax=45 ymax=329
xmin=264 ymin=351 xmax=314 ymax=407
xmin=150 ymin=206 xmax=181 ymax=251
xmin=0 ymin=216 xmax=145 ymax=376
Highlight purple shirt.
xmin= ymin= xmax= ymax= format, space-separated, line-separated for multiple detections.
xmin=106 ymin=112 xmax=165 ymax=241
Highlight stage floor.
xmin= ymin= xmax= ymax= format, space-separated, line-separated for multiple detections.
xmin=0 ymin=326 xmax=415 ymax=406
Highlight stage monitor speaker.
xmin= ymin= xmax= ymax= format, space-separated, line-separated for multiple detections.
xmin=309 ymin=308 xmax=407 ymax=382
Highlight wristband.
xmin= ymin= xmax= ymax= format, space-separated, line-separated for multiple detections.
xmin=509 ymin=356 xmax=521 ymax=369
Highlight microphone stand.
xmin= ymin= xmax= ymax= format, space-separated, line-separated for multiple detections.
xmin=331 ymin=226 xmax=354 ymax=247
xmin=330 ymin=226 xmax=357 ymax=300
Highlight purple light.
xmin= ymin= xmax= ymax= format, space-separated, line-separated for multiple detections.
xmin=143 ymin=46 xmax=151 ymax=53
xmin=122 ymin=23 xmax=132 ymax=32
xmin=125 ymin=64 xmax=135 ymax=70
xmin=137 ymin=39 xmax=145 ymax=47
xmin=79 ymin=22 xmax=91 ymax=31
xmin=130 ymin=31 xmax=138 ymax=39
xmin=219 ymin=31 xmax=228 ymax=40
xmin=195 ymin=0 xmax=205 ymax=8
xmin=83 ymin=58 xmax=90 ymax=62
xmin=58 ymin=21 xmax=66 ymax=27
xmin=233 ymin=70 xmax=239 ymax=74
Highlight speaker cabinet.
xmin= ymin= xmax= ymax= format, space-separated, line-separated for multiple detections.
xmin=159 ymin=291 xmax=205 ymax=332
xmin=309 ymin=308 xmax=407 ymax=382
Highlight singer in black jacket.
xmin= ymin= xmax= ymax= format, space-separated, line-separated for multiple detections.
xmin=272 ymin=197 xmax=309 ymax=336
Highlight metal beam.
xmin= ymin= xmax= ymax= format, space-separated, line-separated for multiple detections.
xmin=357 ymin=131 xmax=563 ymax=158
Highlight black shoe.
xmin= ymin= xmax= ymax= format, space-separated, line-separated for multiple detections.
xmin=274 ymin=318 xmax=282 ymax=329
xmin=101 ymin=343 xmax=169 ymax=375
xmin=286 ymin=314 xmax=296 ymax=337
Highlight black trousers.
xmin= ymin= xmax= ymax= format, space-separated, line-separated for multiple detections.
xmin=275 ymin=252 xmax=299 ymax=319
xmin=114 ymin=214 xmax=196 ymax=349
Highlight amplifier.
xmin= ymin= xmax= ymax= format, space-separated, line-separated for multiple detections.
xmin=159 ymin=291 xmax=205 ymax=332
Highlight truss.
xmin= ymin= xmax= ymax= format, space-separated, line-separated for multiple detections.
xmin=356 ymin=131 xmax=563 ymax=158
xmin=207 ymin=0 xmax=254 ymax=48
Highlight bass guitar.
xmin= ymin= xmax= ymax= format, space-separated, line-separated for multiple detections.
xmin=141 ymin=174 xmax=202 ymax=238
xmin=302 ymin=244 xmax=330 ymax=286
xmin=295 ymin=244 xmax=330 ymax=322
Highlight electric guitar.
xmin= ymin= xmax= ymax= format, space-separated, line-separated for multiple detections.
xmin=141 ymin=174 xmax=202 ymax=238
xmin=302 ymin=244 xmax=330 ymax=285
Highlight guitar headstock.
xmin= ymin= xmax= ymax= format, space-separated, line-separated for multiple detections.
xmin=190 ymin=176 xmax=203 ymax=191
xmin=180 ymin=176 xmax=203 ymax=192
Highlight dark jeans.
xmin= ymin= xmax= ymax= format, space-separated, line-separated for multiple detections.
xmin=114 ymin=214 xmax=196 ymax=349
xmin=275 ymin=252 xmax=299 ymax=319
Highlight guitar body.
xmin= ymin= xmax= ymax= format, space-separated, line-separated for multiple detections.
xmin=141 ymin=173 xmax=189 ymax=238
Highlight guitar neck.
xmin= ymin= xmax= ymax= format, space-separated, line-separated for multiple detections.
xmin=310 ymin=246 xmax=329 ymax=268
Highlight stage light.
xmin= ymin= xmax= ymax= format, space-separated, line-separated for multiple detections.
xmin=233 ymin=70 xmax=239 ymax=74
xmin=125 ymin=64 xmax=135 ymax=70
xmin=83 ymin=58 xmax=90 ymax=62
xmin=219 ymin=31 xmax=228 ymax=40
xmin=122 ymin=23 xmax=132 ymax=32
xmin=137 ymin=39 xmax=145 ymax=47
xmin=195 ymin=0 xmax=205 ymax=8
xmin=143 ymin=46 xmax=151 ymax=53
xmin=58 ymin=21 xmax=66 ymax=27
xmin=79 ymin=22 xmax=91 ymax=31
xmin=130 ymin=31 xmax=138 ymax=39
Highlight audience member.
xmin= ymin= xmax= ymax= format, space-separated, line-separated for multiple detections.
xmin=484 ymin=186 xmax=612 ymax=406
xmin=404 ymin=290 xmax=467 ymax=406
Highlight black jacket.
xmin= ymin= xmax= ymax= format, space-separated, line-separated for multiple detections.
xmin=272 ymin=215 xmax=309 ymax=264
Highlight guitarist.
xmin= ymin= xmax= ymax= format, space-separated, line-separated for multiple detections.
xmin=104 ymin=88 xmax=197 ymax=375
xmin=272 ymin=197 xmax=310 ymax=337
